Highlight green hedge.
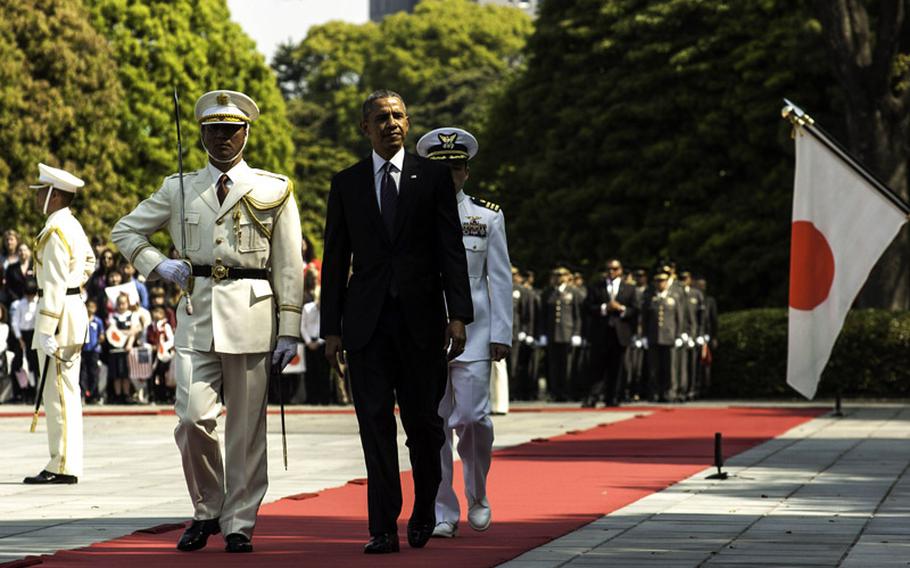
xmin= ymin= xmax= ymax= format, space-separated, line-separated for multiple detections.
xmin=712 ymin=308 xmax=910 ymax=398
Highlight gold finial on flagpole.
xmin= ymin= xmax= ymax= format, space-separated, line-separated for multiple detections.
xmin=782 ymin=99 xmax=814 ymax=138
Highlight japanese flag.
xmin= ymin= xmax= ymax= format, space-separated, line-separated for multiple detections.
xmin=787 ymin=131 xmax=907 ymax=399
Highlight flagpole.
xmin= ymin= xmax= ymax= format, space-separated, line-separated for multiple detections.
xmin=781 ymin=99 xmax=910 ymax=216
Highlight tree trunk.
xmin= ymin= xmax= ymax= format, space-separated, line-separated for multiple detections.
xmin=812 ymin=0 xmax=910 ymax=309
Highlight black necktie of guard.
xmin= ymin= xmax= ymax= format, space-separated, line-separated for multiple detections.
xmin=380 ymin=162 xmax=398 ymax=236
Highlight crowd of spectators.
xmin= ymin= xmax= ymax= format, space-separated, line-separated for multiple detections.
xmin=0 ymin=233 xmax=347 ymax=407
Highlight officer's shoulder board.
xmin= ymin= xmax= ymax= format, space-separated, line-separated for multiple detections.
xmin=165 ymin=171 xmax=198 ymax=182
xmin=245 ymin=169 xmax=293 ymax=212
xmin=470 ymin=196 xmax=500 ymax=212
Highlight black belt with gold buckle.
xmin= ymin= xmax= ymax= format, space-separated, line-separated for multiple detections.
xmin=192 ymin=265 xmax=269 ymax=282
xmin=37 ymin=287 xmax=81 ymax=298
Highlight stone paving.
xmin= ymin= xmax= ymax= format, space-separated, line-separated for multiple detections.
xmin=0 ymin=402 xmax=625 ymax=563
xmin=501 ymin=404 xmax=910 ymax=568
xmin=3 ymin=402 xmax=909 ymax=567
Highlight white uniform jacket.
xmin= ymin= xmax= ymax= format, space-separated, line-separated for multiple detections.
xmin=32 ymin=208 xmax=94 ymax=348
xmin=111 ymin=162 xmax=304 ymax=354
xmin=455 ymin=191 xmax=512 ymax=362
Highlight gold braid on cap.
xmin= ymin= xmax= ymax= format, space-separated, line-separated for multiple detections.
xmin=199 ymin=114 xmax=250 ymax=124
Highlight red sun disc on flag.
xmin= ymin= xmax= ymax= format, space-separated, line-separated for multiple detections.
xmin=789 ymin=221 xmax=835 ymax=310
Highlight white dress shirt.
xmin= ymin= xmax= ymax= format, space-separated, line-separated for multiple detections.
xmin=206 ymin=159 xmax=252 ymax=196
xmin=371 ymin=148 xmax=404 ymax=211
xmin=11 ymin=296 xmax=37 ymax=339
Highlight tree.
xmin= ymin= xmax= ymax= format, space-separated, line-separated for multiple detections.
xmin=811 ymin=0 xmax=910 ymax=309
xmin=476 ymin=0 xmax=840 ymax=310
xmin=84 ymin=0 xmax=295 ymax=242
xmin=0 ymin=0 xmax=125 ymax=239
xmin=273 ymin=0 xmax=533 ymax=245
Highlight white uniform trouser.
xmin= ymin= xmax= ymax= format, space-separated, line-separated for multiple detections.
xmin=435 ymin=359 xmax=494 ymax=524
xmin=174 ymin=346 xmax=269 ymax=539
xmin=39 ymin=347 xmax=83 ymax=477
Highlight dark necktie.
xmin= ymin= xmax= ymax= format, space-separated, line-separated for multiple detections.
xmin=380 ymin=162 xmax=398 ymax=236
xmin=217 ymin=174 xmax=229 ymax=205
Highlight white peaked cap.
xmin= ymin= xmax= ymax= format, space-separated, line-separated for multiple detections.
xmin=34 ymin=163 xmax=84 ymax=193
xmin=195 ymin=90 xmax=260 ymax=125
xmin=416 ymin=127 xmax=479 ymax=161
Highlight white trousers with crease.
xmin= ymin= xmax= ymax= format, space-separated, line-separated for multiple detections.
xmin=435 ymin=359 xmax=494 ymax=524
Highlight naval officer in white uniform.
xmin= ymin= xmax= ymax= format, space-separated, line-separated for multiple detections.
xmin=416 ymin=127 xmax=512 ymax=538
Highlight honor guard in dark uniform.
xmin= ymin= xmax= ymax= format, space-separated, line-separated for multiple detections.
xmin=695 ymin=276 xmax=717 ymax=394
xmin=678 ymin=270 xmax=704 ymax=400
xmin=539 ymin=267 xmax=582 ymax=402
xmin=643 ymin=271 xmax=682 ymax=402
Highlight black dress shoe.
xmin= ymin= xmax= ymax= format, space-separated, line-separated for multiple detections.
xmin=176 ymin=519 xmax=220 ymax=552
xmin=225 ymin=533 xmax=253 ymax=553
xmin=363 ymin=533 xmax=399 ymax=554
xmin=407 ymin=521 xmax=434 ymax=549
xmin=23 ymin=470 xmax=78 ymax=484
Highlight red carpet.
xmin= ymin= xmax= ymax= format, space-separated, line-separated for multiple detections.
xmin=8 ymin=407 xmax=823 ymax=568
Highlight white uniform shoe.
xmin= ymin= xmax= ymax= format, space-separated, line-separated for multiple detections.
xmin=468 ymin=498 xmax=492 ymax=531
xmin=432 ymin=521 xmax=458 ymax=538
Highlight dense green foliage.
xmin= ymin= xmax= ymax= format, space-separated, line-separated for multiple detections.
xmin=85 ymin=0 xmax=294 ymax=240
xmin=0 ymin=0 xmax=125 ymax=239
xmin=0 ymin=0 xmax=293 ymax=244
xmin=273 ymin=0 xmax=533 ymax=249
xmin=713 ymin=309 xmax=910 ymax=398
xmin=476 ymin=0 xmax=841 ymax=311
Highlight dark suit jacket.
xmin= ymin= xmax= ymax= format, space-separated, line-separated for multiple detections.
xmin=320 ymin=152 xmax=473 ymax=352
xmin=5 ymin=261 xmax=35 ymax=302
xmin=586 ymin=279 xmax=638 ymax=347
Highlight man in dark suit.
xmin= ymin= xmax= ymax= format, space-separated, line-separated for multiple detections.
xmin=320 ymin=90 xmax=473 ymax=554
xmin=583 ymin=260 xmax=638 ymax=407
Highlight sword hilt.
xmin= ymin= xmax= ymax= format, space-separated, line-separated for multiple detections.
xmin=29 ymin=412 xmax=38 ymax=433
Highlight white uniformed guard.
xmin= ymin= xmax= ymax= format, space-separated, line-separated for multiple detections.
xmin=112 ymin=90 xmax=304 ymax=553
xmin=24 ymin=163 xmax=95 ymax=485
xmin=416 ymin=127 xmax=512 ymax=537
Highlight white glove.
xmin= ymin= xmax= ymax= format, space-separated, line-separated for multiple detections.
xmin=704 ymin=334 xmax=711 ymax=342
xmin=641 ymin=337 xmax=649 ymax=350
xmin=272 ymin=336 xmax=298 ymax=370
xmin=696 ymin=336 xmax=706 ymax=346
xmin=524 ymin=335 xmax=535 ymax=345
xmin=518 ymin=331 xmax=527 ymax=342
xmin=688 ymin=339 xmax=696 ymax=348
xmin=681 ymin=332 xmax=690 ymax=342
xmin=571 ymin=335 xmax=582 ymax=347
xmin=538 ymin=335 xmax=548 ymax=347
xmin=37 ymin=333 xmax=58 ymax=357
xmin=155 ymin=259 xmax=190 ymax=288
xmin=674 ymin=338 xmax=684 ymax=348
xmin=600 ymin=303 xmax=608 ymax=316
xmin=633 ymin=338 xmax=643 ymax=349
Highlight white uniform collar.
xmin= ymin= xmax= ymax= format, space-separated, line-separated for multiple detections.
xmin=46 ymin=207 xmax=71 ymax=224
xmin=372 ymin=147 xmax=405 ymax=175
xmin=207 ymin=159 xmax=251 ymax=185
xmin=456 ymin=190 xmax=468 ymax=204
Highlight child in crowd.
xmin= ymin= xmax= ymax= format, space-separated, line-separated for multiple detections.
xmin=81 ymin=298 xmax=104 ymax=404
xmin=10 ymin=279 xmax=39 ymax=403
xmin=147 ymin=305 xmax=175 ymax=404
xmin=107 ymin=292 xmax=138 ymax=404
